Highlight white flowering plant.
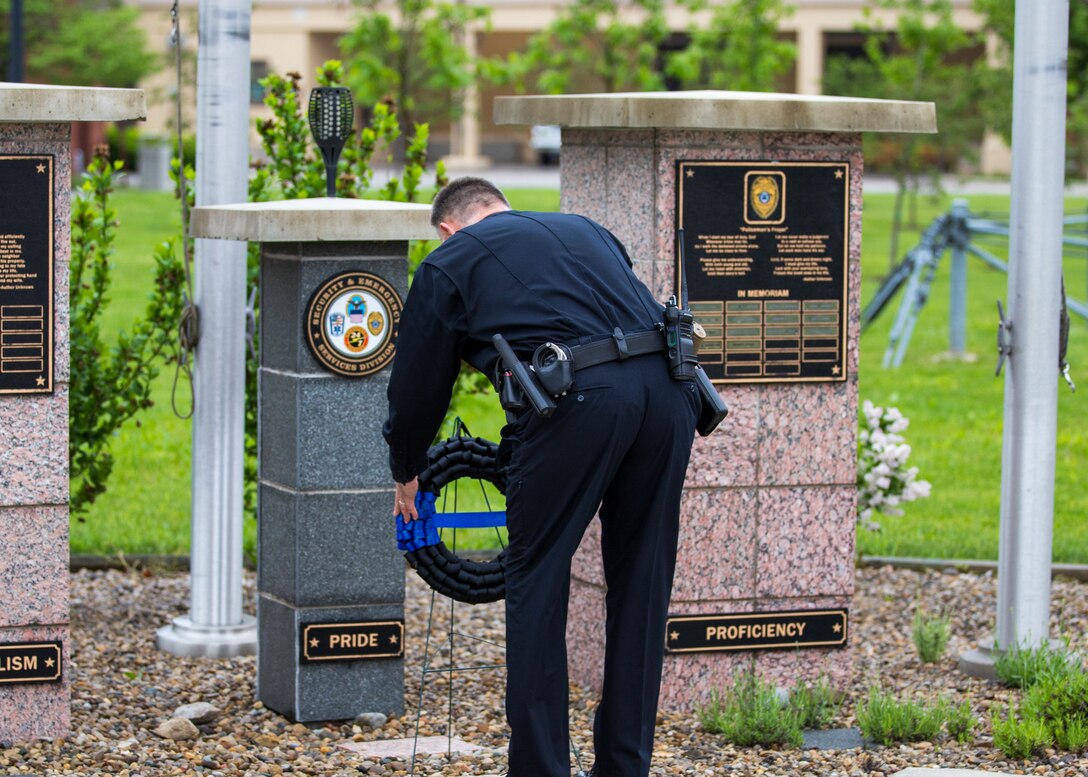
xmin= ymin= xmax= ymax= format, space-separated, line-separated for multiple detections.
xmin=857 ymin=400 xmax=932 ymax=530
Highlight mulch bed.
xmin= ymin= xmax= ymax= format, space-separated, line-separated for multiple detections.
xmin=1 ymin=564 xmax=1085 ymax=776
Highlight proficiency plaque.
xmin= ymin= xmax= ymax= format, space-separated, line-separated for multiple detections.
xmin=0 ymin=156 xmax=54 ymax=394
xmin=665 ymin=609 xmax=848 ymax=654
xmin=676 ymin=161 xmax=849 ymax=384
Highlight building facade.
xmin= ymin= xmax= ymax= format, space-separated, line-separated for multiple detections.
xmin=130 ymin=0 xmax=1008 ymax=172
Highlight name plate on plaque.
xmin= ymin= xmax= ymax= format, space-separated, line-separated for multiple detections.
xmin=300 ymin=620 xmax=404 ymax=663
xmin=676 ymin=161 xmax=849 ymax=384
xmin=0 ymin=156 xmax=53 ymax=394
xmin=0 ymin=641 xmax=63 ymax=684
xmin=665 ymin=610 xmax=848 ymax=654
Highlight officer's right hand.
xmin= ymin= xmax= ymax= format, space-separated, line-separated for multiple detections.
xmin=393 ymin=477 xmax=420 ymax=521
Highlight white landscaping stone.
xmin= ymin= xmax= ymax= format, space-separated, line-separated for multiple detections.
xmin=353 ymin=712 xmax=388 ymax=729
xmin=172 ymin=702 xmax=220 ymax=724
xmin=153 ymin=718 xmax=200 ymax=741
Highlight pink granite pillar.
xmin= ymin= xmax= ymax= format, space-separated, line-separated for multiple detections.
xmin=495 ymin=92 xmax=935 ymax=712
xmin=0 ymin=85 xmax=144 ymax=742
xmin=0 ymin=121 xmax=75 ymax=742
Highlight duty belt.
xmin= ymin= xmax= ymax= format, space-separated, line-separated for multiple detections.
xmin=566 ymin=328 xmax=666 ymax=371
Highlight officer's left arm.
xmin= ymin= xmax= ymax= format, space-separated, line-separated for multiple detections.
xmin=383 ymin=263 xmax=466 ymax=503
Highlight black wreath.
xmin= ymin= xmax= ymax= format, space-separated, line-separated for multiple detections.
xmin=400 ymin=434 xmax=508 ymax=604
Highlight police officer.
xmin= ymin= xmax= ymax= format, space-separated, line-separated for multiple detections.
xmin=384 ymin=178 xmax=699 ymax=777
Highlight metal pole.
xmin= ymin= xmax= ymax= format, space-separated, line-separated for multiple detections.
xmin=157 ymin=0 xmax=256 ymax=657
xmin=949 ymin=199 xmax=969 ymax=357
xmin=7 ymin=0 xmax=24 ymax=83
xmin=996 ymin=0 xmax=1068 ymax=652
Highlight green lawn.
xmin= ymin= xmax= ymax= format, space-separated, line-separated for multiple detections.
xmin=855 ymin=193 xmax=1088 ymax=562
xmin=73 ymin=185 xmax=1088 ymax=563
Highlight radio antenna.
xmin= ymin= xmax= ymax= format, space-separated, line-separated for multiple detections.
xmin=677 ymin=227 xmax=689 ymax=309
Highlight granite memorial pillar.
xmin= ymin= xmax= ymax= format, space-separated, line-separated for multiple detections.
xmin=495 ymin=91 xmax=937 ymax=709
xmin=189 ymin=198 xmax=433 ymax=722
xmin=0 ymin=83 xmax=145 ymax=742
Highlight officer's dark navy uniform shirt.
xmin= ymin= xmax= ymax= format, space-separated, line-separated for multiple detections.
xmin=383 ymin=210 xmax=663 ymax=483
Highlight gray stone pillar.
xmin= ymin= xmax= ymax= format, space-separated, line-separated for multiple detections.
xmin=0 ymin=84 xmax=144 ymax=742
xmin=190 ymin=199 xmax=433 ymax=722
xmin=495 ymin=91 xmax=937 ymax=711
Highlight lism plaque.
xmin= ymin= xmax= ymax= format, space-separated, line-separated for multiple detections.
xmin=300 ymin=620 xmax=405 ymax=663
xmin=305 ymin=271 xmax=403 ymax=377
xmin=676 ymin=161 xmax=849 ymax=384
xmin=0 ymin=155 xmax=53 ymax=394
xmin=0 ymin=641 xmax=63 ymax=684
xmin=665 ymin=609 xmax=847 ymax=654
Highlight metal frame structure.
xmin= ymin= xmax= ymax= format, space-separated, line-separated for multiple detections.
xmin=862 ymin=199 xmax=1086 ymax=370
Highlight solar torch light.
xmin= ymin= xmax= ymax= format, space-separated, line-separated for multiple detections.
xmin=307 ymin=86 xmax=354 ymax=197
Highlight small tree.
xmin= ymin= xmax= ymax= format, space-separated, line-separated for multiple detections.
xmin=0 ymin=0 xmax=158 ymax=87
xmin=665 ymin=0 xmax=796 ymax=92
xmin=509 ymin=0 xmax=670 ymax=94
xmin=338 ymin=0 xmax=492 ymax=135
xmin=69 ymin=151 xmax=184 ymax=514
xmin=974 ymin=0 xmax=1088 ymax=178
xmin=822 ymin=0 xmax=985 ymax=268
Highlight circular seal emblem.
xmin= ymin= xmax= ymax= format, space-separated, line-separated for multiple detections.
xmin=306 ymin=271 xmax=403 ymax=377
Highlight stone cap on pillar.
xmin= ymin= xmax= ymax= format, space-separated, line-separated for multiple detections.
xmin=494 ymin=90 xmax=937 ymax=134
xmin=190 ymin=198 xmax=436 ymax=243
xmin=0 ymin=83 xmax=146 ymax=123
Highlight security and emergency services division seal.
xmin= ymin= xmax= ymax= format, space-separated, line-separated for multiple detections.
xmin=306 ymin=271 xmax=403 ymax=377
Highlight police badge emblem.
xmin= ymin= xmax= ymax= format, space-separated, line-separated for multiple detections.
xmin=744 ymin=170 xmax=786 ymax=224
xmin=367 ymin=311 xmax=384 ymax=337
xmin=305 ymin=271 xmax=403 ymax=377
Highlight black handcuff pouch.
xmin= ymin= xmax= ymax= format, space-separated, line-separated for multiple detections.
xmin=531 ymin=342 xmax=574 ymax=397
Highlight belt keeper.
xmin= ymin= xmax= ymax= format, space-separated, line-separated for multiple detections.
xmin=612 ymin=327 xmax=629 ymax=360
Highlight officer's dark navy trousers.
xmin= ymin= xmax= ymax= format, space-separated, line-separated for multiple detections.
xmin=501 ymin=353 xmax=699 ymax=777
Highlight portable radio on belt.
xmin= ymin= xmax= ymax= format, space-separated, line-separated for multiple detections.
xmin=672 ymin=228 xmax=729 ymax=436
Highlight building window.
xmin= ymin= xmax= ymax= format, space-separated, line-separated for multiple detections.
xmin=251 ymin=60 xmax=270 ymax=105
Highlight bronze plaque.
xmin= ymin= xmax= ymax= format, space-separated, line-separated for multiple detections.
xmin=300 ymin=620 xmax=404 ymax=663
xmin=676 ymin=161 xmax=849 ymax=384
xmin=0 ymin=641 xmax=63 ymax=684
xmin=305 ymin=271 xmax=402 ymax=377
xmin=0 ymin=155 xmax=54 ymax=394
xmin=665 ymin=609 xmax=848 ymax=654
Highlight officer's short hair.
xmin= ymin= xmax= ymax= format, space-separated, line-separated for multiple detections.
xmin=431 ymin=177 xmax=510 ymax=228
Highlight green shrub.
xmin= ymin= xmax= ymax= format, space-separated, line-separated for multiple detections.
xmin=911 ymin=608 xmax=951 ymax=664
xmin=69 ymin=151 xmax=184 ymax=513
xmin=790 ymin=676 xmax=841 ymax=729
xmin=1022 ymin=668 xmax=1088 ymax=753
xmin=1054 ymin=718 xmax=1088 ymax=753
xmin=994 ymin=640 xmax=1081 ymax=689
xmin=991 ymin=709 xmax=1052 ymax=760
xmin=855 ymin=689 xmax=946 ymax=745
xmin=945 ymin=700 xmax=976 ymax=744
xmin=698 ymin=671 xmax=802 ymax=747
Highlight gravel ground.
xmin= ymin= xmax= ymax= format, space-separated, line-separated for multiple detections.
xmin=2 ymin=564 xmax=1086 ymax=776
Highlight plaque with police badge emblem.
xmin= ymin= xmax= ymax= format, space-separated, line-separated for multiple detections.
xmin=306 ymin=271 xmax=403 ymax=376
xmin=676 ymin=160 xmax=849 ymax=385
